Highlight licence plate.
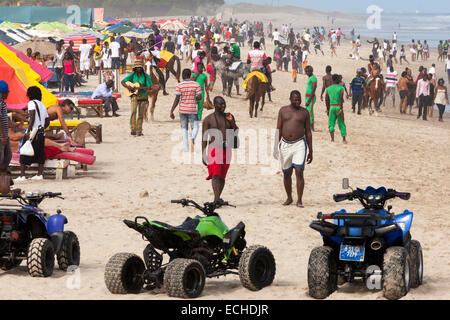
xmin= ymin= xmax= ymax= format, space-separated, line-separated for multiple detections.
xmin=339 ymin=245 xmax=365 ymax=262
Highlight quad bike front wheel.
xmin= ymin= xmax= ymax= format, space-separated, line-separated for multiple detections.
xmin=383 ymin=246 xmax=411 ymax=300
xmin=57 ymin=231 xmax=81 ymax=271
xmin=239 ymin=245 xmax=276 ymax=291
xmin=409 ymin=240 xmax=423 ymax=288
xmin=164 ymin=259 xmax=206 ymax=298
xmin=104 ymin=253 xmax=145 ymax=294
xmin=307 ymin=246 xmax=337 ymax=299
xmin=27 ymin=238 xmax=55 ymax=277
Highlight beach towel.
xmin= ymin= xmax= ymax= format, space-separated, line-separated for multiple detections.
xmin=242 ymin=71 xmax=268 ymax=90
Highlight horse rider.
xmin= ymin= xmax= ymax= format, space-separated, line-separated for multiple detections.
xmin=144 ymin=39 xmax=169 ymax=95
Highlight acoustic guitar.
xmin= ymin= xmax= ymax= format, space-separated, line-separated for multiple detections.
xmin=123 ymin=81 xmax=153 ymax=97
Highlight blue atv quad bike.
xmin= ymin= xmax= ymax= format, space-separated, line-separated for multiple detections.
xmin=0 ymin=191 xmax=80 ymax=277
xmin=104 ymin=199 xmax=276 ymax=298
xmin=308 ymin=179 xmax=423 ymax=300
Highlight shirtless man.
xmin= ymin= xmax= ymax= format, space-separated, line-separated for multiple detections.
xmin=46 ymin=99 xmax=75 ymax=143
xmin=397 ymin=71 xmax=409 ymax=114
xmin=320 ymin=65 xmax=333 ymax=101
xmin=274 ymin=90 xmax=313 ymax=208
xmin=202 ymin=96 xmax=239 ymax=204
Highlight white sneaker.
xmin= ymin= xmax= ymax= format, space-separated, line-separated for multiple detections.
xmin=14 ymin=176 xmax=27 ymax=182
xmin=30 ymin=175 xmax=43 ymax=181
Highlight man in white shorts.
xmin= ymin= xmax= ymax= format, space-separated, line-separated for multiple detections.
xmin=274 ymin=90 xmax=313 ymax=208
xmin=79 ymin=38 xmax=92 ymax=79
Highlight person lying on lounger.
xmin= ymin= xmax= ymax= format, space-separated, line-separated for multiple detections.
xmin=46 ymin=99 xmax=75 ymax=143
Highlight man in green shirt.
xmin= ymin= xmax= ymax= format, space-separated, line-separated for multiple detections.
xmin=191 ymin=63 xmax=210 ymax=120
xmin=121 ymin=59 xmax=153 ymax=136
xmin=304 ymin=65 xmax=317 ymax=131
xmin=230 ymin=41 xmax=241 ymax=61
xmin=325 ymin=74 xmax=347 ymax=143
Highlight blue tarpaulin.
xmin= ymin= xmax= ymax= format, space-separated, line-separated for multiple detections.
xmin=0 ymin=6 xmax=93 ymax=26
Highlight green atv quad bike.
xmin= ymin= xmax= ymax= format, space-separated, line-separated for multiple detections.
xmin=104 ymin=199 xmax=276 ymax=298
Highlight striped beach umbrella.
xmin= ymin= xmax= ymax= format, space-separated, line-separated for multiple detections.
xmin=0 ymin=44 xmax=57 ymax=109
xmin=1 ymin=40 xmax=53 ymax=82
xmin=63 ymin=32 xmax=98 ymax=52
xmin=159 ymin=20 xmax=188 ymax=31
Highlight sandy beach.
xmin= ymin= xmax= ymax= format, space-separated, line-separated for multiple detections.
xmin=0 ymin=20 xmax=449 ymax=300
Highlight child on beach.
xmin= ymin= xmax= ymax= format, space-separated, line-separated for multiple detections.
xmin=291 ymin=50 xmax=299 ymax=82
xmin=330 ymin=42 xmax=337 ymax=57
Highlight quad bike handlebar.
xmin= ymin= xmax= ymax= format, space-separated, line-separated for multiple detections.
xmin=333 ymin=189 xmax=410 ymax=202
xmin=333 ymin=188 xmax=410 ymax=210
xmin=1 ymin=191 xmax=64 ymax=206
xmin=171 ymin=199 xmax=235 ymax=216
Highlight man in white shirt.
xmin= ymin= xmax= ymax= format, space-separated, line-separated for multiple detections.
xmin=92 ymin=80 xmax=119 ymax=117
xmin=79 ymin=38 xmax=92 ymax=79
xmin=17 ymin=86 xmax=49 ymax=181
xmin=272 ymin=28 xmax=280 ymax=43
xmin=109 ymin=36 xmax=121 ymax=70
xmin=429 ymin=63 xmax=436 ymax=79
xmin=384 ymin=66 xmax=398 ymax=107
xmin=177 ymin=32 xmax=184 ymax=58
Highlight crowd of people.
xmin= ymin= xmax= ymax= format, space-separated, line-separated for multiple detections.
xmin=2 ymin=15 xmax=449 ymax=205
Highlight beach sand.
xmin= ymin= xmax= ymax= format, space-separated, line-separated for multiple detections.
xmin=0 ymin=27 xmax=449 ymax=300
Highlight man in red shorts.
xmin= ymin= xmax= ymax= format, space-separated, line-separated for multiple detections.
xmin=202 ymin=96 xmax=239 ymax=204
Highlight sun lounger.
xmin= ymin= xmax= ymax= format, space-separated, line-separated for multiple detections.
xmin=10 ymin=151 xmax=95 ymax=180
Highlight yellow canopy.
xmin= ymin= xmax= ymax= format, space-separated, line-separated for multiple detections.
xmin=0 ymin=42 xmax=57 ymax=108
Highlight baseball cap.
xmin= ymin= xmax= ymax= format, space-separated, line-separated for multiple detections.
xmin=0 ymin=80 xmax=8 ymax=93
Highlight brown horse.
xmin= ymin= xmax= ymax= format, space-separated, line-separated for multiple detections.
xmin=246 ymin=75 xmax=267 ymax=118
xmin=363 ymin=76 xmax=384 ymax=115
xmin=143 ymin=68 xmax=161 ymax=122
xmin=159 ymin=50 xmax=181 ymax=85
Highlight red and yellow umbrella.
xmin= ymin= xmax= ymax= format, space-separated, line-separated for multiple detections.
xmin=0 ymin=53 xmax=57 ymax=110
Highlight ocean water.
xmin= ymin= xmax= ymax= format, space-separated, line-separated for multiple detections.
xmin=351 ymin=13 xmax=450 ymax=47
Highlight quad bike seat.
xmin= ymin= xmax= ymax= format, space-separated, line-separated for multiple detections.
xmin=151 ymin=217 xmax=200 ymax=236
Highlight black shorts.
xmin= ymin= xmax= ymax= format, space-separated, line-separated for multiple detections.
xmin=20 ymin=128 xmax=45 ymax=166
xmin=400 ymin=90 xmax=408 ymax=99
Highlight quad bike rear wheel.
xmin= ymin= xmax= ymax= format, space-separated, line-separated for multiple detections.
xmin=307 ymin=246 xmax=337 ymax=299
xmin=104 ymin=253 xmax=145 ymax=294
xmin=164 ymin=259 xmax=206 ymax=298
xmin=383 ymin=246 xmax=411 ymax=300
xmin=238 ymin=245 xmax=276 ymax=291
xmin=27 ymin=238 xmax=55 ymax=277
xmin=57 ymin=231 xmax=81 ymax=271
xmin=409 ymin=240 xmax=423 ymax=288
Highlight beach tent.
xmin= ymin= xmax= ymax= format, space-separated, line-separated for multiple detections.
xmin=159 ymin=20 xmax=188 ymax=31
xmin=0 ymin=44 xmax=57 ymax=109
xmin=13 ymin=38 xmax=57 ymax=56
xmin=0 ymin=40 xmax=53 ymax=82
xmin=63 ymin=32 xmax=97 ymax=51
xmin=107 ymin=20 xmax=135 ymax=31
xmin=0 ymin=33 xmax=17 ymax=46
xmin=0 ymin=22 xmax=21 ymax=30
xmin=124 ymin=29 xmax=153 ymax=39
